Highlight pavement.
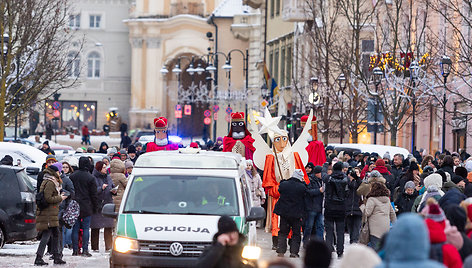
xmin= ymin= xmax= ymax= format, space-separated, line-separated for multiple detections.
xmin=0 ymin=228 xmax=348 ymax=268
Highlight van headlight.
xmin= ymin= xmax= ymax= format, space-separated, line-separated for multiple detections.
xmin=114 ymin=237 xmax=139 ymax=253
xmin=242 ymin=246 xmax=261 ymax=260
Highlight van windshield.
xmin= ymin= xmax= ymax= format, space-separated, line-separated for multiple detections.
xmin=123 ymin=175 xmax=239 ymax=216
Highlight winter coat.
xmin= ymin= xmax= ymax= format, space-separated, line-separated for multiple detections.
xmin=445 ymin=204 xmax=472 ymax=261
xmin=59 ymin=174 xmax=75 ymax=216
xmin=425 ymin=219 xmax=463 ymax=268
xmin=394 ymin=191 xmax=418 ymax=215
xmin=356 ymin=176 xmax=386 ymax=198
xmin=246 ymin=171 xmax=265 ymax=207
xmin=322 ymin=165 xmax=348 ymax=219
xmin=390 ymin=165 xmax=405 ymax=185
xmin=36 ymin=170 xmax=63 ymax=231
xmin=69 ymin=157 xmax=99 ymax=218
xmin=375 ymin=166 xmax=395 ymax=198
xmin=274 ymin=177 xmax=307 ymax=218
xmin=40 ymin=147 xmax=55 ymax=155
xmin=362 ymin=196 xmax=396 ymax=238
xmin=439 ymin=188 xmax=466 ymax=212
xmin=440 ymin=165 xmax=455 ymax=179
xmin=305 ymin=174 xmax=324 ymax=213
xmin=98 ymin=142 xmax=109 ymax=154
xmin=195 ymin=234 xmax=251 ymax=268
xmin=109 ymin=159 xmax=127 ymax=211
xmin=120 ymin=136 xmax=132 ymax=149
xmin=91 ymin=169 xmax=115 ymax=229
xmin=346 ymin=175 xmax=362 ymax=217
xmin=377 ymin=214 xmax=444 ymax=268
xmin=463 ymin=181 xmax=472 ymax=198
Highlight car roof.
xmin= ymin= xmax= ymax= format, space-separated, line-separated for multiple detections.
xmin=0 ymin=164 xmax=25 ymax=171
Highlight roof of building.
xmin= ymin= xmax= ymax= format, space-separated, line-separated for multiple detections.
xmin=213 ymin=0 xmax=250 ymax=17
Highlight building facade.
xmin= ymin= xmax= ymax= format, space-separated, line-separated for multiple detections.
xmin=47 ymin=0 xmax=132 ymax=132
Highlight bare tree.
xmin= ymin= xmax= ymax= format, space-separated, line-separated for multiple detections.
xmin=0 ymin=0 xmax=81 ymax=141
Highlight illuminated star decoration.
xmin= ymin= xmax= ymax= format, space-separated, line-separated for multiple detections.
xmin=256 ymin=108 xmax=284 ymax=138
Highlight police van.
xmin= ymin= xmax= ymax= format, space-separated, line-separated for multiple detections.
xmin=102 ymin=149 xmax=265 ymax=267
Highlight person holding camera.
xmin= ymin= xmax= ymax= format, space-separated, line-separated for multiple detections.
xmin=304 ymin=163 xmax=324 ymax=245
xmin=345 ymin=167 xmax=363 ymax=244
xmin=34 ymin=165 xmax=68 ymax=266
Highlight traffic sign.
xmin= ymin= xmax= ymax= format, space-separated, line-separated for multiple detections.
xmin=261 ymin=99 xmax=269 ymax=108
xmin=175 ymin=104 xmax=182 ymax=111
xmin=204 ymin=117 xmax=211 ymax=125
xmin=53 ymin=110 xmax=60 ymax=118
xmin=225 ymin=107 xmax=233 ymax=115
xmin=213 ymin=105 xmax=220 ymax=113
xmin=204 ymin=110 xmax=211 ymax=117
xmin=184 ymin=105 xmax=192 ymax=116
xmin=53 ymin=101 xmax=61 ymax=110
xmin=225 ymin=114 xmax=231 ymax=122
xmin=213 ymin=112 xmax=218 ymax=121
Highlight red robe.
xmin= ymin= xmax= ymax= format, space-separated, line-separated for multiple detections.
xmin=146 ymin=142 xmax=179 ymax=152
xmin=223 ymin=135 xmax=256 ymax=161
xmin=262 ymin=152 xmax=308 ymax=236
xmin=306 ymin=140 xmax=326 ymax=166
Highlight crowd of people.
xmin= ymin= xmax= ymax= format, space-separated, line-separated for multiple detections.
xmin=25 ymin=141 xmax=140 ymax=266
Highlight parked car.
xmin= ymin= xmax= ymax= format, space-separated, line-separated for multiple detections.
xmin=0 ymin=165 xmax=37 ymax=248
xmin=0 ymin=142 xmax=46 ymax=178
xmin=3 ymin=138 xmax=40 ymax=147
xmin=131 ymin=129 xmax=154 ymax=144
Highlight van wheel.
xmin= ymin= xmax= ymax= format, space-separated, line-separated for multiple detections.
xmin=0 ymin=226 xmax=5 ymax=248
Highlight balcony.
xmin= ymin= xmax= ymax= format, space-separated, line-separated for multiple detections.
xmin=282 ymin=0 xmax=312 ymax=22
xmin=170 ymin=1 xmax=204 ymax=17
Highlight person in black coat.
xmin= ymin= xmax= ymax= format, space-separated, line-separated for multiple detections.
xmin=40 ymin=141 xmax=55 ymax=155
xmin=455 ymin=167 xmax=472 ymax=198
xmin=196 ymin=216 xmax=251 ymax=268
xmin=322 ymin=161 xmax=348 ymax=257
xmin=394 ymin=181 xmax=418 ymax=215
xmin=97 ymin=142 xmax=109 ymax=154
xmin=439 ymin=155 xmax=455 ymax=178
xmin=303 ymin=163 xmax=324 ymax=245
xmin=345 ymin=167 xmax=362 ymax=244
xmin=445 ymin=205 xmax=472 ymax=261
xmin=120 ymin=132 xmax=132 ymax=149
xmin=274 ymin=169 xmax=307 ymax=258
xmin=69 ymin=157 xmax=99 ymax=257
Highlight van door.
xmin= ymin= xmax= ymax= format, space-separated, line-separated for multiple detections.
xmin=239 ymin=175 xmax=257 ymax=245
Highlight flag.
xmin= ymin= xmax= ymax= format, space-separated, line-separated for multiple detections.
xmin=263 ymin=63 xmax=280 ymax=99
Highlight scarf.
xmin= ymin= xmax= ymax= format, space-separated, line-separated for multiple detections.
xmin=44 ymin=173 xmax=61 ymax=194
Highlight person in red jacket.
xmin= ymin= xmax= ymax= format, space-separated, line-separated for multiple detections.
xmin=424 ymin=203 xmax=463 ymax=268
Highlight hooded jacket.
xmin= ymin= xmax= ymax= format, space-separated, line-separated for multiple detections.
xmin=425 ymin=219 xmax=463 ymax=268
xmin=439 ymin=188 xmax=467 ymax=212
xmin=305 ymin=165 xmax=324 ymax=213
xmin=36 ymin=169 xmax=63 ymax=231
xmin=98 ymin=142 xmax=109 ymax=154
xmin=274 ymin=177 xmax=307 ymax=218
xmin=322 ymin=168 xmax=348 ymax=218
xmin=345 ymin=174 xmax=362 ymax=217
xmin=394 ymin=191 xmax=418 ymax=215
xmin=69 ymin=157 xmax=99 ymax=218
xmin=376 ymin=214 xmax=445 ymax=268
xmin=110 ymin=159 xmax=127 ymax=211
xmin=363 ymin=195 xmax=396 ymax=238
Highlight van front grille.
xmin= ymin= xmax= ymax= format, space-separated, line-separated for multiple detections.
xmin=138 ymin=240 xmax=211 ymax=257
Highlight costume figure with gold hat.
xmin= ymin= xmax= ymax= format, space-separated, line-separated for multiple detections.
xmin=223 ymin=112 xmax=256 ymax=161
xmin=145 ymin=117 xmax=179 ymax=152
xmin=300 ymin=115 xmax=326 ymax=166
xmin=250 ymin=108 xmax=313 ymax=250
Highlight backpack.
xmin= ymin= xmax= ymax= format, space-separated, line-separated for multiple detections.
xmin=35 ymin=181 xmax=50 ymax=210
xmin=62 ymin=200 xmax=80 ymax=229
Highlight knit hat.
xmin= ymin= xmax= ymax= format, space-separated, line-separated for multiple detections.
xmin=107 ymin=147 xmax=117 ymax=155
xmin=48 ymin=165 xmax=59 ymax=172
xmin=215 ymin=216 xmax=238 ymax=238
xmin=452 ymin=175 xmax=465 ymax=185
xmin=375 ymin=159 xmax=386 ymax=167
xmin=370 ymin=170 xmax=382 ymax=178
xmin=337 ymin=244 xmax=381 ymax=268
xmin=405 ymin=181 xmax=415 ymax=190
xmin=313 ymin=166 xmax=323 ymax=174
xmin=46 ymin=155 xmax=57 ymax=162
xmin=342 ymin=162 xmax=350 ymax=169
xmin=425 ymin=203 xmax=446 ymax=222
xmin=43 ymin=140 xmax=49 ymax=146
xmin=424 ymin=173 xmax=443 ymax=190
xmin=76 ymin=147 xmax=84 ymax=153
xmin=456 ymin=166 xmax=468 ymax=180
xmin=125 ymin=160 xmax=134 ymax=169
xmin=95 ymin=161 xmax=105 ymax=172
xmin=333 ymin=162 xmax=343 ymax=171
xmin=409 ymin=162 xmax=419 ymax=171
xmin=119 ymin=149 xmax=127 ymax=155
xmin=325 ymin=145 xmax=334 ymax=151
xmin=127 ymin=145 xmax=137 ymax=154
xmin=135 ymin=142 xmax=143 ymax=147
xmin=292 ymin=169 xmax=304 ymax=181
xmin=87 ymin=146 xmax=95 ymax=152
xmin=102 ymin=156 xmax=111 ymax=163
xmin=51 ymin=162 xmax=63 ymax=173
xmin=383 ymin=152 xmax=391 ymax=160
xmin=304 ymin=239 xmax=332 ymax=268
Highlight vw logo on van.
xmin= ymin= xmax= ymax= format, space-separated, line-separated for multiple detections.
xmin=169 ymin=242 xmax=184 ymax=256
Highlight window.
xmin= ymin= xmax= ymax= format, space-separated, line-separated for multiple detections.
xmin=87 ymin=52 xmax=100 ymax=78
xmin=270 ymin=0 xmax=275 ymax=18
xmin=45 ymin=100 xmax=97 ymax=129
xmin=89 ymin=15 xmax=101 ymax=28
xmin=69 ymin=14 xmax=80 ymax=29
xmin=286 ymin=45 xmax=292 ymax=87
xmin=280 ymin=45 xmax=286 ymax=87
xmin=269 ymin=49 xmax=274 ymax=75
xmin=362 ymin=40 xmax=374 ymax=74
xmin=67 ymin=52 xmax=80 ymax=78
xmin=276 ymin=0 xmax=280 ymax=16
xmin=274 ymin=48 xmax=279 ymax=83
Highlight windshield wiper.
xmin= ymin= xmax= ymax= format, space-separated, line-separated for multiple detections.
xmin=173 ymin=212 xmax=214 ymax=216
xmin=122 ymin=210 xmax=166 ymax=214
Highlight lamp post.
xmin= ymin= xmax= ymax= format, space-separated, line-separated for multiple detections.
xmin=373 ymin=67 xmax=383 ymax=144
xmin=440 ymin=55 xmax=452 ymax=153
xmin=310 ymin=77 xmax=319 ymax=112
xmin=409 ymin=61 xmax=419 ymax=152
xmin=337 ymin=73 xmax=346 ymax=144
xmin=223 ymin=49 xmax=249 ymax=123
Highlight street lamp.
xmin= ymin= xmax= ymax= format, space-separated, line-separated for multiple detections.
xmin=409 ymin=61 xmax=419 ymax=152
xmin=160 ymin=65 xmax=169 ymax=75
xmin=372 ymin=67 xmax=383 ymax=145
xmin=337 ymin=73 xmax=346 ymax=143
xmin=440 ymin=55 xmax=452 ymax=153
xmin=310 ymin=77 xmax=319 ymax=111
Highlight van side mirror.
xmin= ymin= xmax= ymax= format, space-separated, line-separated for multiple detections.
xmin=102 ymin=203 xmax=117 ymax=218
xmin=246 ymin=207 xmax=265 ymax=222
